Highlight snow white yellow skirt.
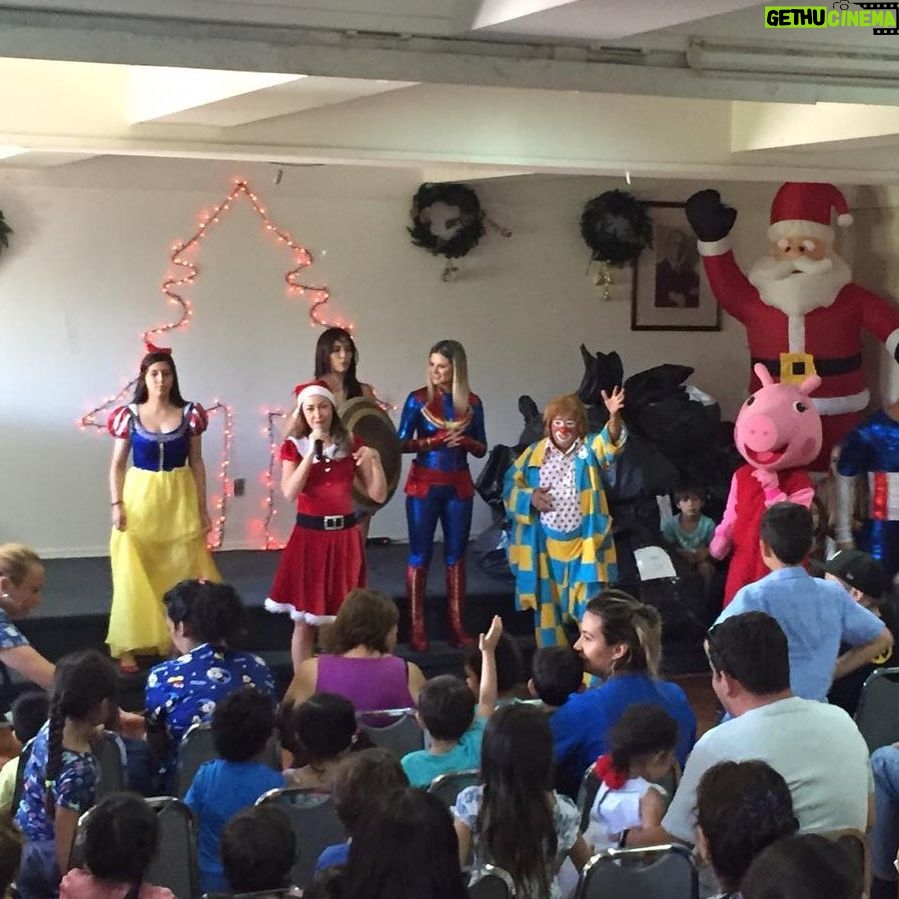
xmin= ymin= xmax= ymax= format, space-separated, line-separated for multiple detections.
xmin=108 ymin=465 xmax=220 ymax=658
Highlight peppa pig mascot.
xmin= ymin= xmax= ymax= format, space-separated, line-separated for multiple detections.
xmin=712 ymin=364 xmax=822 ymax=606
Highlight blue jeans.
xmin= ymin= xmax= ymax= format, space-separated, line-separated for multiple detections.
xmin=872 ymin=745 xmax=899 ymax=880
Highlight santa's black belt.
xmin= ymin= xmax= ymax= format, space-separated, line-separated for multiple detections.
xmin=295 ymin=512 xmax=357 ymax=531
xmin=751 ymin=353 xmax=861 ymax=377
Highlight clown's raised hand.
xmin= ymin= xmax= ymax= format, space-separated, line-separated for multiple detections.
xmin=601 ymin=386 xmax=625 ymax=417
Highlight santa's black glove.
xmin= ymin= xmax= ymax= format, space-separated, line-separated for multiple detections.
xmin=685 ymin=189 xmax=737 ymax=243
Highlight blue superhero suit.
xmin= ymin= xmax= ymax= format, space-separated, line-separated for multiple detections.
xmin=837 ymin=408 xmax=899 ymax=586
xmin=397 ymin=387 xmax=486 ymax=650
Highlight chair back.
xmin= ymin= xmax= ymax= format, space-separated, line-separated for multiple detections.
xmin=468 ymin=865 xmax=516 ymax=899
xmin=855 ymin=667 xmax=899 ymax=751
xmin=256 ymin=786 xmax=347 ymax=890
xmin=202 ymin=892 xmax=294 ymax=898
xmin=10 ymin=735 xmax=35 ymax=815
xmin=576 ymin=844 xmax=698 ymax=899
xmin=817 ymin=828 xmax=871 ymax=893
xmin=428 ymin=769 xmax=480 ymax=809
xmin=70 ymin=796 xmax=198 ymax=899
xmin=576 ymin=767 xmax=601 ymax=833
xmin=356 ymin=708 xmax=423 ymax=757
xmin=143 ymin=796 xmax=200 ymax=899
xmin=93 ymin=730 xmax=128 ymax=798
xmin=175 ymin=721 xmax=218 ymax=798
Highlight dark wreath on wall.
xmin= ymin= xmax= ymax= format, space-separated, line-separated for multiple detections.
xmin=0 ymin=209 xmax=12 ymax=258
xmin=409 ymin=182 xmax=486 ymax=259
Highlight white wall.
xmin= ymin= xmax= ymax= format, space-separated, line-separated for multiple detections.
xmin=0 ymin=158 xmax=863 ymax=556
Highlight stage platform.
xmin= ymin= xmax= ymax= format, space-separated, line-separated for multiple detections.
xmin=12 ymin=543 xmax=707 ymax=710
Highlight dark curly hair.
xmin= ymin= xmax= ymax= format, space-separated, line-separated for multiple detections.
xmin=83 ymin=793 xmax=160 ymax=887
xmin=164 ymin=579 xmax=249 ymax=649
xmin=212 ymin=686 xmax=276 ymax=763
xmin=221 ymin=804 xmax=296 ymax=894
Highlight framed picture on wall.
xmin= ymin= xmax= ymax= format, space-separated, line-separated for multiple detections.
xmin=631 ymin=202 xmax=720 ymax=332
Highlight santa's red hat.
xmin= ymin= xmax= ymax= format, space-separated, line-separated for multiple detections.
xmin=768 ymin=182 xmax=853 ymax=244
xmin=293 ymin=379 xmax=336 ymax=407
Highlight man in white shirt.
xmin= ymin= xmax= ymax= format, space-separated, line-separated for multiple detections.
xmin=633 ymin=611 xmax=873 ymax=846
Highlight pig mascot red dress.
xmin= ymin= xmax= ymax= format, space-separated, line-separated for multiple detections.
xmin=712 ymin=363 xmax=823 ymax=606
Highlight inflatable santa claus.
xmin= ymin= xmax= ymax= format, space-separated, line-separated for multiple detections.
xmin=685 ymin=182 xmax=899 ymax=469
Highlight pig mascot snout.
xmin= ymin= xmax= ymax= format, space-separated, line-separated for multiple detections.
xmin=711 ymin=363 xmax=822 ymax=606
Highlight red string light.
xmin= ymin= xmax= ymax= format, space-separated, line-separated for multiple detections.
xmin=79 ymin=178 xmax=390 ymax=549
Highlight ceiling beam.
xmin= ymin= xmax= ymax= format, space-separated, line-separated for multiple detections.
xmin=1 ymin=7 xmax=899 ymax=105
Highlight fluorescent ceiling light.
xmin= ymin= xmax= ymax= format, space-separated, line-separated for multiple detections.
xmin=688 ymin=40 xmax=899 ymax=84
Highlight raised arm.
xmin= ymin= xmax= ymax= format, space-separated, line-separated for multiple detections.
xmin=477 ymin=615 xmax=502 ymax=719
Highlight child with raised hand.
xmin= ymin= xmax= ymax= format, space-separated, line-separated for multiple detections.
xmin=60 ymin=792 xmax=175 ymax=899
xmin=452 ymin=703 xmax=591 ymax=899
xmin=401 ymin=616 xmax=502 ymax=788
xmin=585 ymin=703 xmax=678 ymax=850
xmin=15 ymin=650 xmax=119 ymax=899
xmin=283 ymin=693 xmax=366 ymax=790
xmin=184 ymin=685 xmax=285 ymax=894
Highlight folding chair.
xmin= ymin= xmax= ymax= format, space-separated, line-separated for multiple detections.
xmin=202 ymin=891 xmax=296 ymax=898
xmin=256 ymin=786 xmax=347 ymax=890
xmin=576 ymin=766 xmax=601 ymax=833
xmin=356 ymin=707 xmax=424 ymax=758
xmin=854 ymin=667 xmax=899 ymax=752
xmin=468 ymin=864 xmax=516 ymax=899
xmin=576 ymin=844 xmax=698 ymax=899
xmin=428 ymin=769 xmax=479 ymax=809
xmin=817 ymin=828 xmax=871 ymax=893
xmin=10 ymin=735 xmax=35 ymax=815
xmin=93 ymin=730 xmax=128 ymax=798
xmin=143 ymin=796 xmax=200 ymax=899
xmin=174 ymin=721 xmax=218 ymax=798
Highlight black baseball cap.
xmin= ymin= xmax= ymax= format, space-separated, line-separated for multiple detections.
xmin=816 ymin=550 xmax=886 ymax=600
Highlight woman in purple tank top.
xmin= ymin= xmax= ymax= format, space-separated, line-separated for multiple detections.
xmin=283 ymin=588 xmax=425 ymax=714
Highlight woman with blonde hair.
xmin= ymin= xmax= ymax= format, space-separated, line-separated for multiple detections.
xmin=0 ymin=544 xmax=55 ymax=690
xmin=504 ymin=388 xmax=625 ymax=649
xmin=398 ymin=340 xmax=486 ymax=652
xmin=550 ymin=592 xmax=696 ymax=798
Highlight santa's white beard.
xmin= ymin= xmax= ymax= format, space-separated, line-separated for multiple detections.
xmin=747 ymin=252 xmax=851 ymax=316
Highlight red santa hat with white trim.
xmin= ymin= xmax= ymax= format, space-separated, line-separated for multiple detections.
xmin=767 ymin=181 xmax=853 ymax=244
xmin=293 ymin=379 xmax=336 ymax=407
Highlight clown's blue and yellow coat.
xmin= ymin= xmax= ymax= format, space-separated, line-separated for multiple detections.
xmin=503 ymin=426 xmax=626 ymax=620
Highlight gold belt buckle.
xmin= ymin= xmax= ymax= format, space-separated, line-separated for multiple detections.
xmin=779 ymin=352 xmax=817 ymax=385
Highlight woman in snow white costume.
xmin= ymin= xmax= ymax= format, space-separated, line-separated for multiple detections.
xmin=398 ymin=339 xmax=486 ymax=652
xmin=266 ymin=380 xmax=386 ymax=672
xmin=107 ymin=344 xmax=221 ymax=673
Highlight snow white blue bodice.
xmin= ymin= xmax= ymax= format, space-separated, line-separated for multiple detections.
xmin=108 ymin=402 xmax=208 ymax=471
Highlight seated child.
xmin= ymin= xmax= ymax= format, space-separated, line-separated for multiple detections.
xmin=584 ymin=704 xmax=678 ymax=850
xmin=401 ymin=616 xmax=501 ymax=788
xmin=59 ymin=792 xmax=175 ymax=899
xmin=316 ymin=747 xmax=409 ymax=872
xmin=464 ymin=631 xmax=523 ymax=704
xmin=184 ymin=686 xmax=285 ymax=894
xmin=662 ymin=484 xmax=715 ymax=589
xmin=283 ymin=693 xmax=362 ymax=790
xmin=220 ymin=804 xmax=299 ymax=898
xmin=0 ymin=690 xmax=49 ymax=814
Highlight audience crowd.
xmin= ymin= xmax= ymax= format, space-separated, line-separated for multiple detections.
xmin=0 ymin=496 xmax=893 ymax=899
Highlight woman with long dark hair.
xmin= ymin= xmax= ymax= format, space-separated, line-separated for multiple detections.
xmin=107 ymin=344 xmax=220 ymax=672
xmin=314 ymin=328 xmax=374 ymax=407
xmin=343 ymin=787 xmax=467 ymax=899
xmin=451 ymin=704 xmax=590 ymax=899
xmin=398 ymin=339 xmax=486 ymax=651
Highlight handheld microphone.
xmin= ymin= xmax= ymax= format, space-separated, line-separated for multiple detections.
xmin=314 ymin=439 xmax=324 ymax=461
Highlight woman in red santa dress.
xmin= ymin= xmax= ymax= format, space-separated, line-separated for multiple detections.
xmin=266 ymin=380 xmax=386 ymax=672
